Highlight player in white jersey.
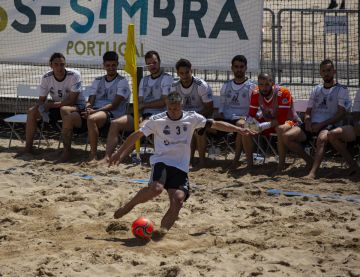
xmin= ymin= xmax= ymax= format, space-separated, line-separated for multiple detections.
xmin=282 ymin=59 xmax=352 ymax=178
xmin=108 ymin=92 xmax=252 ymax=240
xmin=15 ymin=53 xmax=85 ymax=158
xmin=327 ymin=88 xmax=360 ymax=174
xmin=171 ymin=58 xmax=214 ymax=168
xmin=100 ymin=50 xmax=173 ymax=163
xmin=218 ymin=55 xmax=256 ymax=167
xmin=81 ymin=51 xmax=130 ymax=161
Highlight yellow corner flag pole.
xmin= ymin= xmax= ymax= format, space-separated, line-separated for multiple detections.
xmin=124 ymin=24 xmax=140 ymax=156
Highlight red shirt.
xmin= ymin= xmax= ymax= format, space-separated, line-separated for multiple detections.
xmin=249 ymin=85 xmax=293 ymax=125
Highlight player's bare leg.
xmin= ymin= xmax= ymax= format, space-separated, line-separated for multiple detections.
xmin=195 ymin=131 xmax=207 ymax=168
xmin=305 ymin=130 xmax=328 ymax=179
xmin=114 ymin=182 xmax=164 ymax=219
xmin=276 ymin=124 xmax=292 ymax=172
xmin=87 ymin=112 xmax=107 ymax=161
xmin=15 ymin=105 xmax=41 ymax=157
xmin=152 ymin=188 xmax=185 ymax=241
xmin=56 ymin=108 xmax=81 ymax=163
xmin=242 ymin=134 xmax=254 ymax=169
xmin=101 ymin=115 xmax=134 ymax=164
xmin=328 ymin=126 xmax=358 ymax=175
xmin=282 ymin=126 xmax=313 ymax=169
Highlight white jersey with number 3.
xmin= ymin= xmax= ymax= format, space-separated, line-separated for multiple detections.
xmin=140 ymin=111 xmax=206 ymax=173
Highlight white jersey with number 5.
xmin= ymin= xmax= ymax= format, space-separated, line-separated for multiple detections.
xmin=140 ymin=111 xmax=206 ymax=173
xmin=39 ymin=68 xmax=85 ymax=107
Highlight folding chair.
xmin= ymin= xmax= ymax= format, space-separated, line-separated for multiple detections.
xmin=4 ymin=84 xmax=40 ymax=147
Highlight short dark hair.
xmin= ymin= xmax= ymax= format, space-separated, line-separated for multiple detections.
xmin=175 ymin=58 xmax=192 ymax=70
xmin=320 ymin=59 xmax=334 ymax=68
xmin=231 ymin=55 xmax=247 ymax=66
xmin=103 ymin=51 xmax=119 ymax=63
xmin=49 ymin=53 xmax=65 ymax=63
xmin=145 ymin=50 xmax=161 ymax=63
xmin=258 ymin=72 xmax=273 ymax=83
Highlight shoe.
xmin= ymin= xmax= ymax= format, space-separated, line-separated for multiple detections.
xmin=327 ymin=1 xmax=338 ymax=9
xmin=339 ymin=1 xmax=345 ymax=9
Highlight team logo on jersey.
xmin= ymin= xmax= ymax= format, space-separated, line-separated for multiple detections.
xmin=328 ymin=96 xmax=333 ymax=102
xmin=122 ymin=88 xmax=129 ymax=94
xmin=318 ymin=97 xmax=327 ymax=108
xmin=242 ymin=93 xmax=247 ymax=98
xmin=226 ymin=92 xmax=232 ymax=98
xmin=164 ymin=139 xmax=170 ymax=145
xmin=282 ymin=98 xmax=289 ymax=104
xmin=163 ymin=125 xmax=171 ymax=135
xmin=182 ymin=125 xmax=188 ymax=132
xmin=155 ymin=85 xmax=160 ymax=90
xmin=185 ymin=96 xmax=192 ymax=106
xmin=49 ymin=87 xmax=55 ymax=95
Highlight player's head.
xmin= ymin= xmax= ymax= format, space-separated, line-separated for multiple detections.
xmin=231 ymin=55 xmax=247 ymax=80
xmin=103 ymin=51 xmax=119 ymax=77
xmin=166 ymin=92 xmax=183 ymax=119
xmin=49 ymin=53 xmax=66 ymax=76
xmin=319 ymin=59 xmax=336 ymax=84
xmin=145 ymin=50 xmax=161 ymax=76
xmin=257 ymin=73 xmax=274 ymax=97
xmin=176 ymin=58 xmax=192 ymax=84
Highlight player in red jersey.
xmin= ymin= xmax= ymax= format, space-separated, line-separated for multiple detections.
xmin=243 ymin=73 xmax=300 ymax=170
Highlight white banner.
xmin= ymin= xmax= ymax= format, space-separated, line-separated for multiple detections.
xmin=0 ymin=0 xmax=263 ymax=71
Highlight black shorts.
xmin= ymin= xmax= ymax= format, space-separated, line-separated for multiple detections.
xmin=77 ymin=110 xmax=114 ymax=134
xmin=142 ymin=113 xmax=153 ymax=120
xmin=149 ymin=162 xmax=190 ymax=201
xmin=300 ymin=123 xmax=337 ymax=141
xmin=47 ymin=108 xmax=61 ymax=124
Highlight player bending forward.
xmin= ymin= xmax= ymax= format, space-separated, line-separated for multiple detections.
xmin=109 ymin=92 xmax=253 ymax=240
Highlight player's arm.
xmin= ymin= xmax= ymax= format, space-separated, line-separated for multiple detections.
xmin=45 ymin=91 xmax=78 ymax=109
xmin=109 ymin=130 xmax=144 ymax=166
xmin=202 ymin=119 xmax=254 ymax=136
xmin=315 ymin=106 xmax=346 ymax=129
xmin=248 ymin=90 xmax=259 ymax=118
xmin=218 ymin=83 xmax=226 ymax=118
xmin=141 ymin=95 xmax=167 ymax=110
xmin=38 ymin=96 xmax=47 ymax=105
xmin=200 ymin=101 xmax=213 ymax=118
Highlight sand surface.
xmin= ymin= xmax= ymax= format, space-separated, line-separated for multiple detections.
xmin=0 ymin=136 xmax=359 ymax=277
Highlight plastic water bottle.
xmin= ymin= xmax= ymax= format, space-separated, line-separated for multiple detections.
xmin=131 ymin=153 xmax=141 ymax=164
xmin=253 ymin=153 xmax=265 ymax=164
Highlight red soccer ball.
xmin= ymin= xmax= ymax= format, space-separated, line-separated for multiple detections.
xmin=131 ymin=217 xmax=154 ymax=240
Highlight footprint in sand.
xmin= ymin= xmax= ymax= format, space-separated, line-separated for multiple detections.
xmin=106 ymin=221 xmax=129 ymax=233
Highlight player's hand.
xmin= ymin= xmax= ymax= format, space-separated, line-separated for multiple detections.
xmin=304 ymin=120 xmax=312 ymax=132
xmin=311 ymin=123 xmax=323 ymax=133
xmin=108 ymin=151 xmax=122 ymax=167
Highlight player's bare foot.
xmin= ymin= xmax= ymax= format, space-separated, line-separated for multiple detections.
xmin=304 ymin=172 xmax=316 ymax=179
xmin=14 ymin=148 xmax=33 ymax=158
xmin=230 ymin=160 xmax=240 ymax=169
xmin=87 ymin=152 xmax=98 ymax=162
xmin=347 ymin=164 xmax=359 ymax=176
xmin=55 ymin=152 xmax=70 ymax=164
xmin=151 ymin=228 xmax=168 ymax=241
xmin=113 ymin=205 xmax=132 ymax=219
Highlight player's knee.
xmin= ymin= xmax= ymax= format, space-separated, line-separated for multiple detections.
xmin=150 ymin=182 xmax=164 ymax=195
xmin=28 ymin=106 xmax=38 ymax=117
xmin=316 ymin=135 xmax=328 ymax=145
xmin=87 ymin=114 xmax=97 ymax=124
